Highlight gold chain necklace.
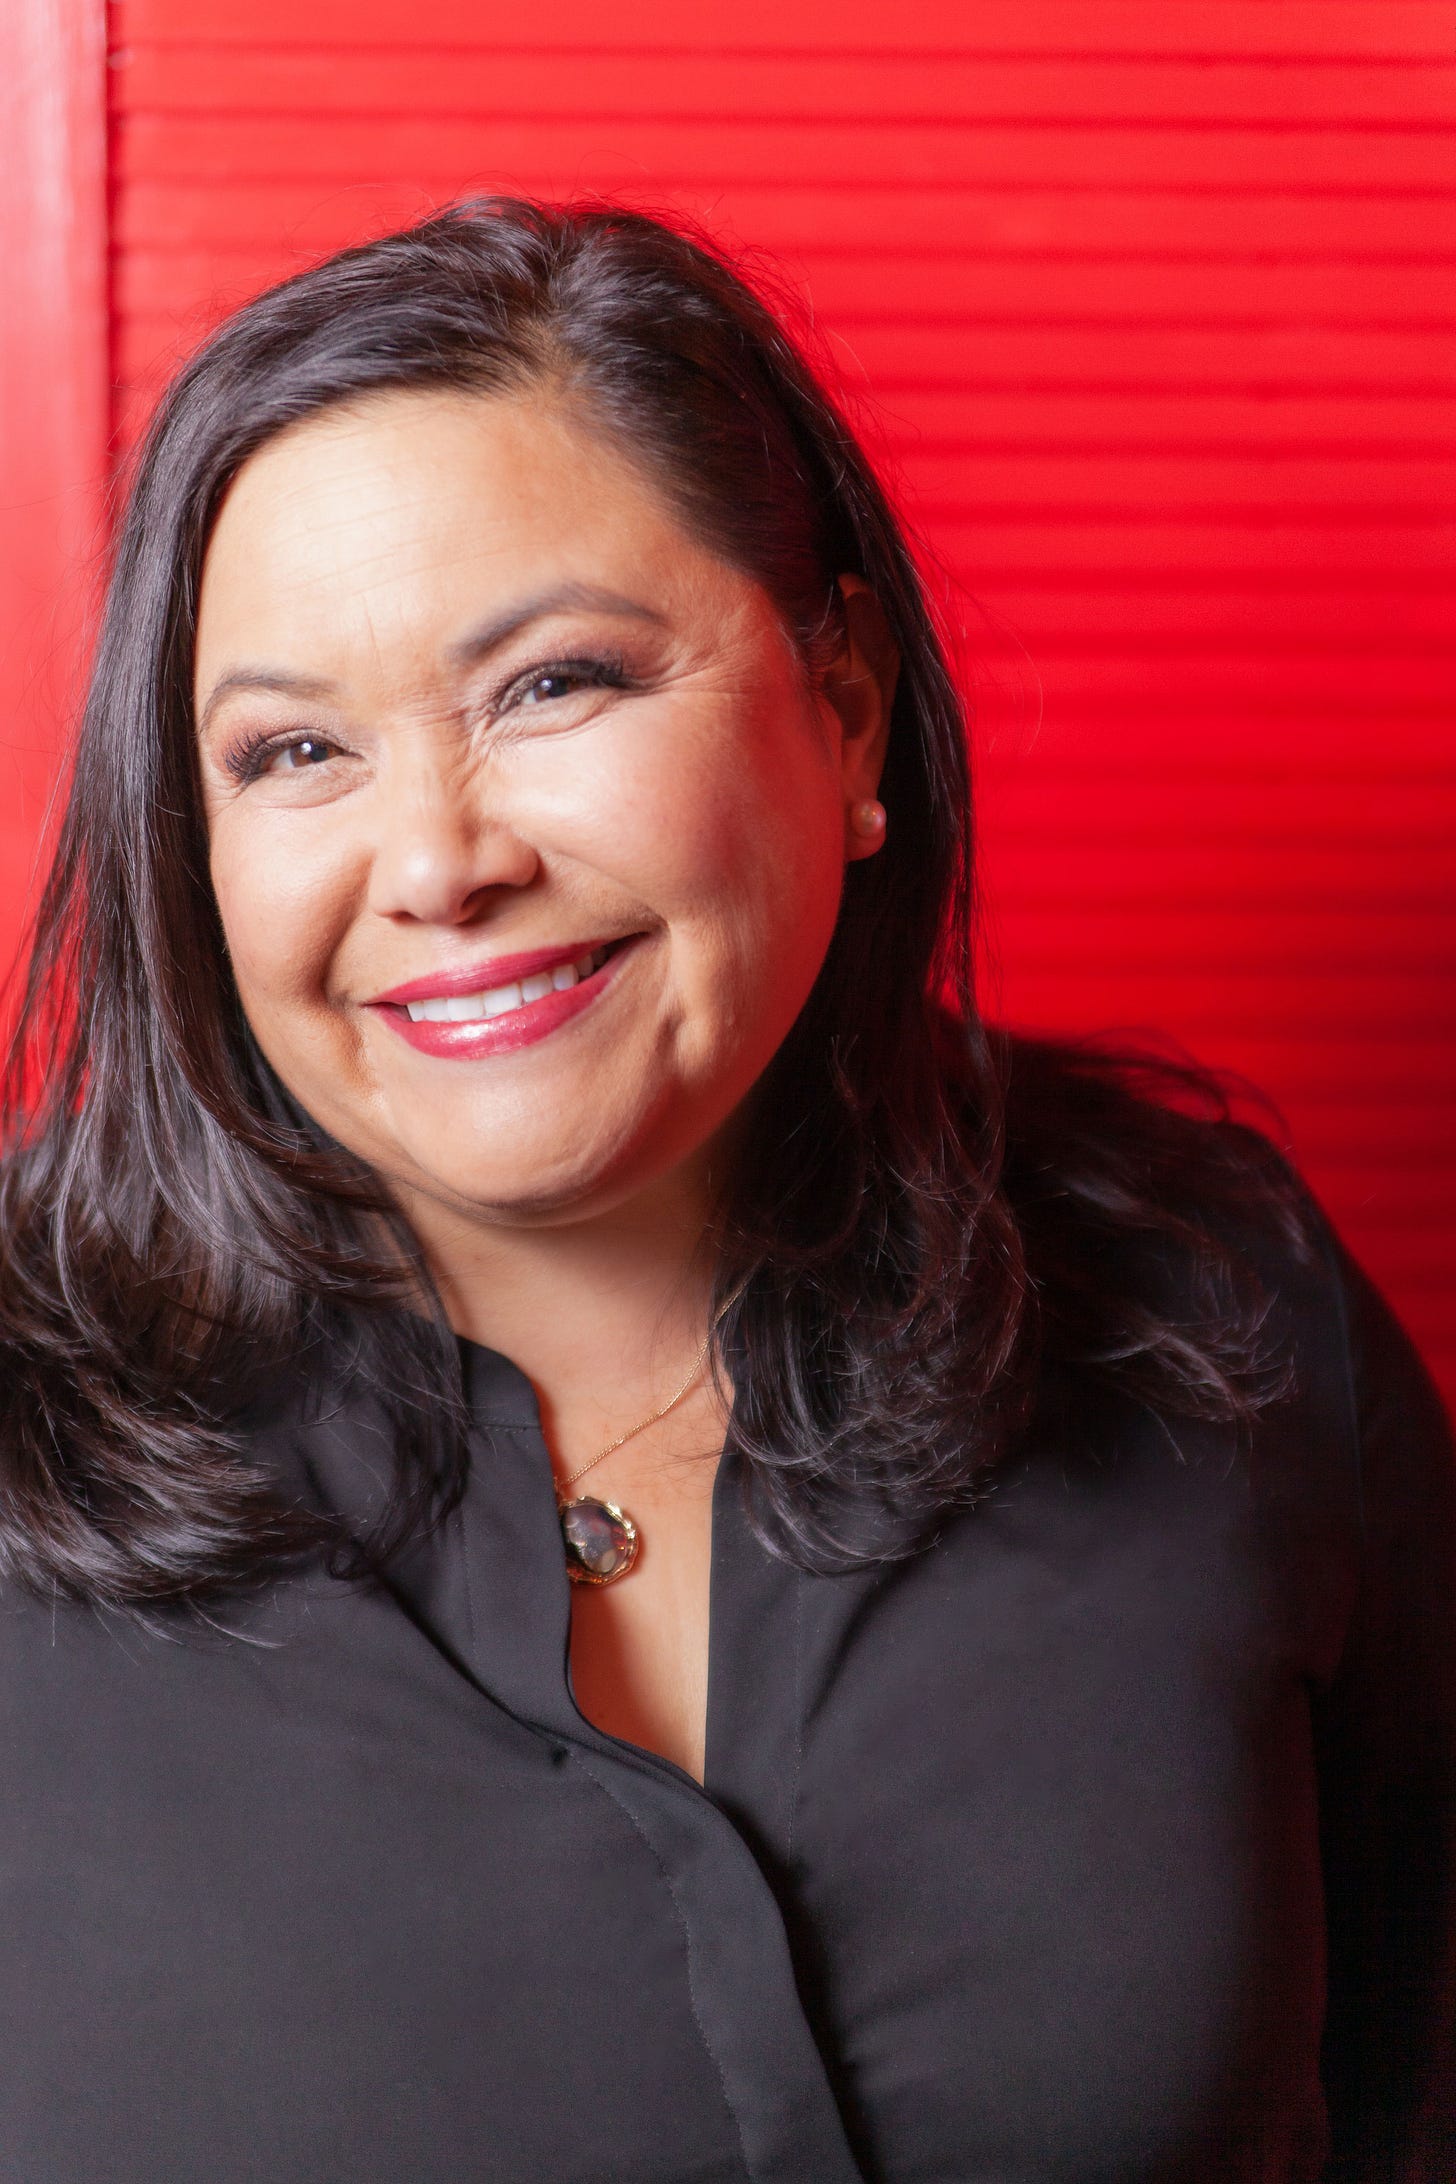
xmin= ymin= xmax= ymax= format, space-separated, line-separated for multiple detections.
xmin=556 ymin=1281 xmax=746 ymax=1588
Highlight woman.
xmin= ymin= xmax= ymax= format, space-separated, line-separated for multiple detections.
xmin=0 ymin=197 xmax=1450 ymax=2181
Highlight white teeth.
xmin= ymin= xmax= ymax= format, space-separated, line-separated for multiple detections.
xmin=402 ymin=943 xmax=619 ymax=1025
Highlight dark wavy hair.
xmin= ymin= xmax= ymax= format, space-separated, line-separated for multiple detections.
xmin=0 ymin=197 xmax=1305 ymax=1605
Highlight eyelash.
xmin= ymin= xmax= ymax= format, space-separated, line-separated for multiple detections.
xmin=221 ymin=650 xmax=635 ymax=786
xmin=223 ymin=731 xmax=334 ymax=788
xmin=503 ymin=650 xmax=633 ymax=715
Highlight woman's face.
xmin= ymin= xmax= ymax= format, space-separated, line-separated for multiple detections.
xmin=194 ymin=388 xmax=893 ymax=1237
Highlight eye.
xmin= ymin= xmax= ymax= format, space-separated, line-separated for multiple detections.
xmin=522 ymin=670 xmax=583 ymax=705
xmin=498 ymin=653 xmax=632 ymax=718
xmin=225 ymin=731 xmax=344 ymax=786
xmin=271 ymin=736 xmax=337 ymax=770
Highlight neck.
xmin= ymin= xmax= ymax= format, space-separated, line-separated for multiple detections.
xmin=398 ymin=1159 xmax=726 ymax=1465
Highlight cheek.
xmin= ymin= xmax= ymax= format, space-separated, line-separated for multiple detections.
xmin=690 ymin=706 xmax=845 ymax=941
xmin=568 ymin=689 xmax=845 ymax=1013
xmin=567 ymin=681 xmax=846 ymax=921
xmin=208 ymin=810 xmax=353 ymax=1020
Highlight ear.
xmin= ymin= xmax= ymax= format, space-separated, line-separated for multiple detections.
xmin=819 ymin=575 xmax=899 ymax=855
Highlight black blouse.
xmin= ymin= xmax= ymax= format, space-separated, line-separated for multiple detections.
xmin=0 ymin=1217 xmax=1452 ymax=2181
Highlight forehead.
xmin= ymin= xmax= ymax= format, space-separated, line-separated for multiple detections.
xmin=193 ymin=387 xmax=737 ymax=685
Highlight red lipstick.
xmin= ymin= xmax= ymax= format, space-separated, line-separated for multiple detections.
xmin=365 ymin=935 xmax=638 ymax=1061
xmin=371 ymin=937 xmax=622 ymax=1007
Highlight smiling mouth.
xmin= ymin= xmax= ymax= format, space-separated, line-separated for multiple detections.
xmin=396 ymin=942 xmax=621 ymax=1025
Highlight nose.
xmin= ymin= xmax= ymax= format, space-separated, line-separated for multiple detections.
xmin=365 ymin=770 xmax=540 ymax=926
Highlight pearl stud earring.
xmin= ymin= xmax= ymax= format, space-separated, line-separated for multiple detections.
xmin=850 ymin=799 xmax=887 ymax=840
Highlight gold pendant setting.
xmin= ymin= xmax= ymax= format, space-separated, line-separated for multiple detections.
xmin=559 ymin=1496 xmax=640 ymax=1586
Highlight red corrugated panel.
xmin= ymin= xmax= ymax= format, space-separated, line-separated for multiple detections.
xmin=106 ymin=0 xmax=1456 ymax=1405
xmin=0 ymin=0 xmax=108 ymax=974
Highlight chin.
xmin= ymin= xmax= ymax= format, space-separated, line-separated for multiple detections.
xmin=395 ymin=1131 xmax=654 ymax=1228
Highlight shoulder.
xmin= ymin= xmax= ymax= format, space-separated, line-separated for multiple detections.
xmin=993 ymin=1029 xmax=1449 ymax=1517
xmin=992 ymin=1035 xmax=1456 ymax=1678
xmin=997 ymin=1028 xmax=1304 ymax=1243
xmin=991 ymin=1030 xmax=1319 ymax=1406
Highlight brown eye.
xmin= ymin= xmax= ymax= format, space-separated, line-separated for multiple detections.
xmin=276 ymin=737 xmax=336 ymax=769
xmin=503 ymin=656 xmax=630 ymax=715
xmin=522 ymin=671 xmax=584 ymax=705
xmin=223 ymin=729 xmax=351 ymax=789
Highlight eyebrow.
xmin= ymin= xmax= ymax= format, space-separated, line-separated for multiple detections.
xmin=196 ymin=583 xmax=666 ymax=735
xmin=196 ymin=667 xmax=337 ymax=738
xmin=444 ymin=582 xmax=666 ymax=668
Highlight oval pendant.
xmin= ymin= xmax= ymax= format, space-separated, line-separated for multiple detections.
xmin=559 ymin=1496 xmax=640 ymax=1586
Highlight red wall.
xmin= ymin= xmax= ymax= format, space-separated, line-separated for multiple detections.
xmin=0 ymin=0 xmax=107 ymax=978
xmin=25 ymin=2 xmax=1456 ymax=1396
